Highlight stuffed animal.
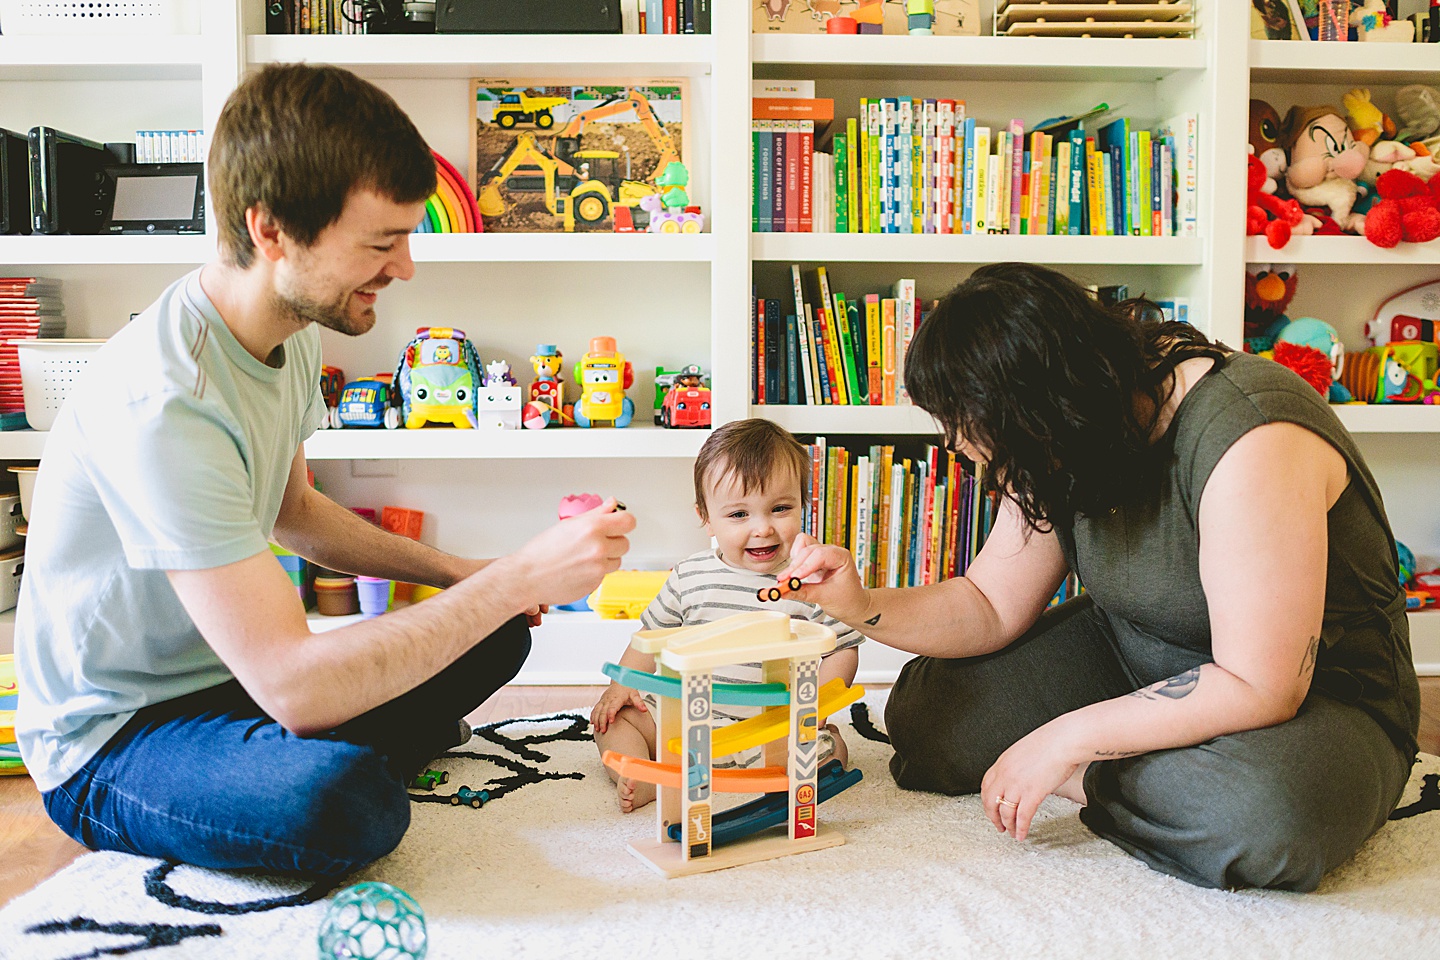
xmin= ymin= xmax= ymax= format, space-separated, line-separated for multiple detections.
xmin=1250 ymin=98 xmax=1289 ymax=195
xmin=1343 ymin=88 xmax=1395 ymax=148
xmin=1360 ymin=140 xmax=1440 ymax=195
xmin=1273 ymin=316 xmax=1351 ymax=401
xmin=1244 ymin=262 xmax=1299 ymax=347
xmin=1395 ymin=84 xmax=1440 ymax=143
xmin=1282 ymin=105 xmax=1371 ymax=233
xmin=1363 ymin=168 xmax=1440 ymax=247
xmin=1247 ymin=154 xmax=1313 ymax=249
xmin=1354 ymin=0 xmax=1415 ymax=40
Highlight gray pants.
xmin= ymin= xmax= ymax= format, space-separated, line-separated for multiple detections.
xmin=885 ymin=596 xmax=1413 ymax=891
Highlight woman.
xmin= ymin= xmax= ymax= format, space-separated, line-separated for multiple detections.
xmin=781 ymin=262 xmax=1419 ymax=891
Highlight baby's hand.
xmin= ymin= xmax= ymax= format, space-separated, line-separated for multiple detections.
xmin=590 ymin=682 xmax=647 ymax=733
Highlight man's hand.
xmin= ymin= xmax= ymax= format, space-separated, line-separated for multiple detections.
xmin=591 ymin=682 xmax=647 ymax=733
xmin=505 ymin=498 xmax=635 ymax=609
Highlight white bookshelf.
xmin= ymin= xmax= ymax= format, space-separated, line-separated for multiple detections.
xmin=4 ymin=4 xmax=1440 ymax=675
xmin=0 ymin=36 xmax=204 ymax=80
xmin=756 ymin=234 xmax=1205 ymax=266
xmin=0 ymin=235 xmax=213 ymax=265
xmin=1245 ymin=236 xmax=1440 ymax=266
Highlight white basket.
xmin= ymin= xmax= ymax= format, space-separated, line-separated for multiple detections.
xmin=0 ymin=549 xmax=22 ymax=614
xmin=13 ymin=339 xmax=105 ymax=432
xmin=0 ymin=496 xmax=20 ymax=553
xmin=0 ymin=0 xmax=198 ymax=35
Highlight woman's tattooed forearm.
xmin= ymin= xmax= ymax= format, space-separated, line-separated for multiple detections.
xmin=1298 ymin=635 xmax=1319 ymax=678
xmin=1127 ymin=666 xmax=1201 ymax=701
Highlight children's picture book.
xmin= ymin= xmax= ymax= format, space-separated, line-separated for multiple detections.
xmin=469 ymin=79 xmax=688 ymax=233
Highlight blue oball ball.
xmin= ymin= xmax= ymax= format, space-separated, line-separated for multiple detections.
xmin=318 ymin=881 xmax=427 ymax=960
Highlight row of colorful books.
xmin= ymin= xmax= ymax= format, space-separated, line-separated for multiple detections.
xmin=801 ymin=437 xmax=1082 ymax=607
xmin=0 ymin=655 xmax=24 ymax=777
xmin=753 ymin=267 xmax=922 ymax=406
xmin=752 ymin=94 xmax=1199 ymax=238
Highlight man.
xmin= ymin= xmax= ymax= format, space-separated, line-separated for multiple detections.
xmin=14 ymin=63 xmax=635 ymax=876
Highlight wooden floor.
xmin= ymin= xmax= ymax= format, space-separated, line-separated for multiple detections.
xmin=3 ymin=678 xmax=1440 ymax=909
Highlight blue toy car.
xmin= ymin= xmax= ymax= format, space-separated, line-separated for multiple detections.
xmin=450 ymin=785 xmax=490 ymax=809
xmin=334 ymin=378 xmax=401 ymax=429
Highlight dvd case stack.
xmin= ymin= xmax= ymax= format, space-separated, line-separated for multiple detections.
xmin=0 ymin=278 xmax=65 ymax=431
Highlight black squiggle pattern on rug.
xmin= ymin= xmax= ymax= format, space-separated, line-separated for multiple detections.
xmin=850 ymin=702 xmax=890 ymax=744
xmin=1391 ymin=773 xmax=1440 ymax=820
xmin=406 ymin=712 xmax=590 ymax=806
xmin=144 ymin=862 xmax=339 ymax=915
xmin=24 ymin=916 xmax=222 ymax=959
xmin=471 ymin=712 xmax=590 ymax=763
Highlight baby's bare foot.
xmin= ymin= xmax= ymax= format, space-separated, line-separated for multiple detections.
xmin=618 ymin=776 xmax=656 ymax=813
xmin=825 ymin=723 xmax=850 ymax=769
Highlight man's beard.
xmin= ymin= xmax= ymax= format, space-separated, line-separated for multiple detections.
xmin=273 ymin=285 xmax=375 ymax=338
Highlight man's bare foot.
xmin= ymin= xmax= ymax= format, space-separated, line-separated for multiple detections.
xmin=824 ymin=723 xmax=849 ymax=768
xmin=618 ymin=776 xmax=656 ymax=813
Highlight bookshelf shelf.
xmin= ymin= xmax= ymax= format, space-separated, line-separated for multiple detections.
xmin=753 ymin=233 xmax=1204 ymax=265
xmin=1332 ymin=405 xmax=1440 ymax=434
xmin=247 ymin=34 xmax=715 ymax=79
xmin=303 ymin=424 xmax=708 ymax=460
xmin=0 ymin=235 xmax=214 ymax=266
xmin=1248 ymin=39 xmax=1440 ymax=85
xmin=408 ymin=232 xmax=714 ymax=263
xmin=0 ymin=430 xmax=45 ymax=460
xmin=0 ymin=36 xmax=203 ymax=80
xmin=752 ymin=35 xmax=1206 ymax=81
xmin=756 ymin=404 xmax=938 ymax=436
xmin=0 ymin=426 xmax=710 ymax=461
xmin=1245 ymin=236 xmax=1440 ymax=265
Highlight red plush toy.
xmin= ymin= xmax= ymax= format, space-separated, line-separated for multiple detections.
xmin=1247 ymin=154 xmax=1308 ymax=249
xmin=1271 ymin=341 xmax=1334 ymax=396
xmin=1364 ymin=168 xmax=1440 ymax=248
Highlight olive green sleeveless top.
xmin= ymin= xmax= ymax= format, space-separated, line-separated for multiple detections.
xmin=1056 ymin=352 xmax=1420 ymax=759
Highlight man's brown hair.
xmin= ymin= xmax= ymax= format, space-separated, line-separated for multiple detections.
xmin=694 ymin=419 xmax=809 ymax=521
xmin=208 ymin=64 xmax=436 ymax=268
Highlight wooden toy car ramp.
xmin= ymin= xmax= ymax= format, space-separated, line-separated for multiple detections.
xmin=601 ymin=751 xmax=790 ymax=793
xmin=631 ymin=610 xmax=837 ymax=672
xmin=601 ymin=662 xmax=791 ymax=707
xmin=663 ymin=677 xmax=865 ymax=759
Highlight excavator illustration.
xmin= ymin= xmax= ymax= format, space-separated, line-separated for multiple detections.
xmin=476 ymin=87 xmax=681 ymax=232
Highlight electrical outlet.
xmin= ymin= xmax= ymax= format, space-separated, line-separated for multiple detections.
xmin=350 ymin=459 xmax=398 ymax=478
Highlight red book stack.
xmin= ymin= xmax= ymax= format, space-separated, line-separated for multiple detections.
xmin=0 ymin=278 xmax=65 ymax=430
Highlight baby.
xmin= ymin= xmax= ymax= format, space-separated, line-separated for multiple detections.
xmin=591 ymin=418 xmax=863 ymax=812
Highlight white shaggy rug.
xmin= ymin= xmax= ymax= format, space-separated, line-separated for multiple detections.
xmin=3 ymin=699 xmax=1440 ymax=960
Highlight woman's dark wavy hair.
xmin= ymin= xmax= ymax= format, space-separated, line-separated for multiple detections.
xmin=905 ymin=262 xmax=1225 ymax=531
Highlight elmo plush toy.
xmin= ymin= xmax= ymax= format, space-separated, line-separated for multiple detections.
xmin=1364 ymin=168 xmax=1440 ymax=248
xmin=1244 ymin=262 xmax=1298 ymax=345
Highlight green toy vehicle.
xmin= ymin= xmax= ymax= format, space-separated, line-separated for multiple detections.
xmin=409 ymin=768 xmax=449 ymax=791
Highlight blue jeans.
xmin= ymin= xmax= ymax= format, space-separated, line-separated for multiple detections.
xmin=43 ymin=615 xmax=531 ymax=877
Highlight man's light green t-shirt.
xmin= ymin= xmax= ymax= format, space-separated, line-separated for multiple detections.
xmin=15 ymin=269 xmax=325 ymax=791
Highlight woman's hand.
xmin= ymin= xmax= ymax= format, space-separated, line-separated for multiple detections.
xmin=778 ymin=533 xmax=871 ymax=624
xmin=979 ymin=723 xmax=1084 ymax=842
xmin=590 ymin=682 xmax=647 ymax=734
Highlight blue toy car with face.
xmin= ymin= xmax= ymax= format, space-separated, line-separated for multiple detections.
xmin=335 ymin=378 xmax=401 ymax=429
xmin=450 ymin=785 xmax=490 ymax=809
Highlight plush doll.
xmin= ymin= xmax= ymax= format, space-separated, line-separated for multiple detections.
xmin=1273 ymin=316 xmax=1351 ymax=402
xmin=1282 ymin=105 xmax=1371 ymax=234
xmin=1364 ymin=168 xmax=1440 ymax=247
xmin=1354 ymin=0 xmax=1415 ymax=40
xmin=1247 ymin=154 xmax=1313 ymax=249
xmin=1395 ymin=84 xmax=1440 ymax=144
xmin=1244 ymin=262 xmax=1298 ymax=347
xmin=1250 ymin=98 xmax=1289 ymax=195
xmin=1343 ymin=88 xmax=1395 ymax=148
xmin=1360 ymin=140 xmax=1440 ymax=196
